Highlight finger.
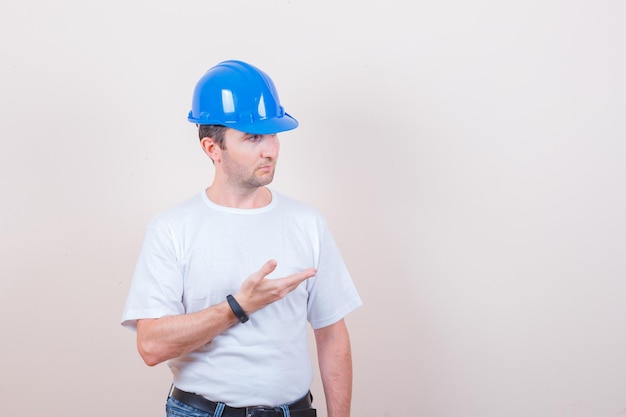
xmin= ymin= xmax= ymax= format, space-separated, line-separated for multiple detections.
xmin=258 ymin=259 xmax=278 ymax=278
xmin=284 ymin=268 xmax=317 ymax=287
xmin=240 ymin=260 xmax=278 ymax=293
xmin=302 ymin=267 xmax=317 ymax=278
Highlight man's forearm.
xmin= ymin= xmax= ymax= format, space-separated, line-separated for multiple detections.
xmin=315 ymin=319 xmax=353 ymax=417
xmin=136 ymin=301 xmax=239 ymax=366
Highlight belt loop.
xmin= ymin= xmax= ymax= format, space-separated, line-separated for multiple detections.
xmin=214 ymin=402 xmax=225 ymax=417
xmin=280 ymin=404 xmax=290 ymax=417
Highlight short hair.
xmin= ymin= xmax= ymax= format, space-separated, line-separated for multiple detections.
xmin=198 ymin=124 xmax=229 ymax=149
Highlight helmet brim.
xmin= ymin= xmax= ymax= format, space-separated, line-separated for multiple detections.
xmin=234 ymin=113 xmax=299 ymax=135
xmin=189 ymin=112 xmax=299 ymax=135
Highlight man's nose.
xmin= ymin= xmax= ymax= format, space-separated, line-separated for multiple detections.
xmin=260 ymin=135 xmax=279 ymax=158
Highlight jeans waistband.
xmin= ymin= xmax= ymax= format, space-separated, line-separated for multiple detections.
xmin=170 ymin=387 xmax=313 ymax=417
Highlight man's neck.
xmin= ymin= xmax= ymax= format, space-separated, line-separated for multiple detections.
xmin=205 ymin=184 xmax=272 ymax=209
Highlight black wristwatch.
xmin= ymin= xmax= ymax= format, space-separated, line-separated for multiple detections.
xmin=226 ymin=294 xmax=249 ymax=323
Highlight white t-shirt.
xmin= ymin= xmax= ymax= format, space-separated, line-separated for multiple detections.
xmin=121 ymin=190 xmax=362 ymax=407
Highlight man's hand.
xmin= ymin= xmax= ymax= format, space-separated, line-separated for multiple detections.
xmin=235 ymin=259 xmax=316 ymax=315
xmin=136 ymin=260 xmax=315 ymax=366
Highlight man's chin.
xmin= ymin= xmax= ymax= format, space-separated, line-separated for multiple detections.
xmin=258 ymin=170 xmax=275 ymax=182
xmin=250 ymin=174 xmax=274 ymax=188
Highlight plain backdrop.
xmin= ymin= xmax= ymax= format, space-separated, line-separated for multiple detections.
xmin=1 ymin=1 xmax=625 ymax=416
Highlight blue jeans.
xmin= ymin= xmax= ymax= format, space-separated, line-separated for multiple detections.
xmin=166 ymin=397 xmax=226 ymax=417
xmin=165 ymin=396 xmax=295 ymax=417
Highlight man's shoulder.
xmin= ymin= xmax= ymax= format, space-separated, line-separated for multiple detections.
xmin=274 ymin=191 xmax=319 ymax=214
xmin=273 ymin=191 xmax=328 ymax=226
xmin=148 ymin=192 xmax=205 ymax=226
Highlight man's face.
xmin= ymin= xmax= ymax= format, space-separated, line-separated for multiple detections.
xmin=219 ymin=128 xmax=280 ymax=191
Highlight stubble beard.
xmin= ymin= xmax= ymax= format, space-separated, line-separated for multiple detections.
xmin=225 ymin=158 xmax=276 ymax=192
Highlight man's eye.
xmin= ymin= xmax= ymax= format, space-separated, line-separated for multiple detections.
xmin=248 ymin=135 xmax=262 ymax=142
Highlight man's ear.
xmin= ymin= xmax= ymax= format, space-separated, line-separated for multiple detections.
xmin=200 ymin=137 xmax=221 ymax=163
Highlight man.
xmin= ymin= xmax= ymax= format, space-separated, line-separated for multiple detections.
xmin=121 ymin=60 xmax=362 ymax=417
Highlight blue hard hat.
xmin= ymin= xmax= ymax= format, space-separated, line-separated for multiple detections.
xmin=188 ymin=60 xmax=298 ymax=134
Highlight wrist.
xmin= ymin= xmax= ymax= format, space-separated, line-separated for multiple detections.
xmin=226 ymin=294 xmax=249 ymax=323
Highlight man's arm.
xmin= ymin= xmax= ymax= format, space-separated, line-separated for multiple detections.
xmin=314 ymin=319 xmax=353 ymax=417
xmin=137 ymin=260 xmax=316 ymax=366
xmin=136 ymin=301 xmax=239 ymax=366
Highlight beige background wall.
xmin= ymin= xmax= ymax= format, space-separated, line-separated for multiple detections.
xmin=2 ymin=1 xmax=625 ymax=416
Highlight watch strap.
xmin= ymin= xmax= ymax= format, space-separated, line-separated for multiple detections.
xmin=226 ymin=294 xmax=249 ymax=323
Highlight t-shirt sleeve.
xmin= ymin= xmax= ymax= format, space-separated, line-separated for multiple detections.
xmin=121 ymin=219 xmax=185 ymax=331
xmin=306 ymin=221 xmax=362 ymax=329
